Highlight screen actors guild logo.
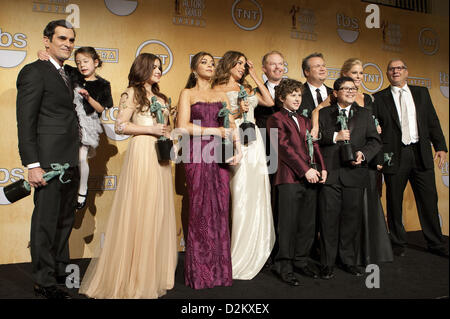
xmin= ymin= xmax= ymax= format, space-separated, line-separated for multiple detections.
xmin=104 ymin=0 xmax=138 ymax=16
xmin=361 ymin=63 xmax=383 ymax=93
xmin=290 ymin=6 xmax=317 ymax=41
xmin=336 ymin=13 xmax=359 ymax=43
xmin=419 ymin=28 xmax=439 ymax=55
xmin=0 ymin=28 xmax=27 ymax=68
xmin=136 ymin=40 xmax=174 ymax=75
xmin=69 ymin=46 xmax=119 ymax=63
xmin=173 ymin=0 xmax=206 ymax=27
xmin=407 ymin=76 xmax=431 ymax=89
xmin=381 ymin=21 xmax=401 ymax=52
xmin=439 ymin=72 xmax=448 ymax=99
xmin=231 ymin=0 xmax=263 ymax=31
xmin=32 ymin=0 xmax=69 ymax=14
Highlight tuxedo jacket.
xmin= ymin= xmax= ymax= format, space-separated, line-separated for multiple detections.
xmin=267 ymin=108 xmax=326 ymax=186
xmin=318 ymin=104 xmax=381 ymax=188
xmin=16 ymin=60 xmax=79 ymax=168
xmin=373 ymin=85 xmax=447 ymax=174
xmin=254 ymin=81 xmax=281 ymax=130
xmin=298 ymin=83 xmax=333 ymax=119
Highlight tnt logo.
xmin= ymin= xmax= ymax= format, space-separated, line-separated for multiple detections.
xmin=101 ymin=107 xmax=130 ymax=141
xmin=361 ymin=63 xmax=383 ymax=93
xmin=419 ymin=28 xmax=439 ymax=55
xmin=231 ymin=0 xmax=263 ymax=31
xmin=136 ymin=40 xmax=173 ymax=75
xmin=0 ymin=168 xmax=25 ymax=205
xmin=441 ymin=161 xmax=448 ymax=188
xmin=439 ymin=72 xmax=448 ymax=99
xmin=0 ymin=28 xmax=27 ymax=68
xmin=336 ymin=13 xmax=359 ymax=43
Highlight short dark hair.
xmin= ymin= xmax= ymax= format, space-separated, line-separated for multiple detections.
xmin=333 ymin=76 xmax=355 ymax=91
xmin=75 ymin=47 xmax=102 ymax=67
xmin=301 ymin=52 xmax=323 ymax=76
xmin=43 ymin=20 xmax=76 ymax=41
xmin=275 ymin=78 xmax=303 ymax=103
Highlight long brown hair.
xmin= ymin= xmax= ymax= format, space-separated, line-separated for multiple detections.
xmin=185 ymin=51 xmax=214 ymax=89
xmin=211 ymin=50 xmax=252 ymax=90
xmin=128 ymin=53 xmax=168 ymax=112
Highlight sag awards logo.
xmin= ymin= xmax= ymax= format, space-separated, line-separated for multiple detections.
xmin=69 ymin=46 xmax=119 ymax=63
xmin=32 ymin=0 xmax=69 ymax=14
xmin=441 ymin=161 xmax=448 ymax=188
xmin=101 ymin=107 xmax=130 ymax=141
xmin=439 ymin=72 xmax=448 ymax=98
xmin=336 ymin=13 xmax=360 ymax=43
xmin=0 ymin=168 xmax=25 ymax=205
xmin=407 ymin=76 xmax=431 ymax=89
xmin=231 ymin=0 xmax=263 ymax=31
xmin=104 ymin=0 xmax=138 ymax=16
xmin=327 ymin=67 xmax=341 ymax=81
xmin=361 ymin=63 xmax=383 ymax=93
xmin=289 ymin=6 xmax=317 ymax=41
xmin=419 ymin=28 xmax=439 ymax=55
xmin=136 ymin=40 xmax=173 ymax=75
xmin=0 ymin=28 xmax=27 ymax=68
xmin=88 ymin=175 xmax=117 ymax=191
xmin=381 ymin=21 xmax=402 ymax=52
xmin=173 ymin=0 xmax=206 ymax=28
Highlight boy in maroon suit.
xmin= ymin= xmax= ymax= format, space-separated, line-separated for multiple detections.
xmin=267 ymin=78 xmax=327 ymax=286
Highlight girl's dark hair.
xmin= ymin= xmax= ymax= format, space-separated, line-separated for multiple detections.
xmin=211 ymin=50 xmax=252 ymax=90
xmin=75 ymin=46 xmax=103 ymax=67
xmin=185 ymin=51 xmax=214 ymax=89
xmin=128 ymin=53 xmax=168 ymax=112
xmin=274 ymin=78 xmax=303 ymax=104
xmin=333 ymin=76 xmax=355 ymax=91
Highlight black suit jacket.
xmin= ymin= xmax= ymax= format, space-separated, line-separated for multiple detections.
xmin=373 ymin=85 xmax=447 ymax=174
xmin=319 ymin=104 xmax=381 ymax=188
xmin=254 ymin=81 xmax=281 ymax=130
xmin=16 ymin=60 xmax=79 ymax=168
xmin=298 ymin=83 xmax=333 ymax=119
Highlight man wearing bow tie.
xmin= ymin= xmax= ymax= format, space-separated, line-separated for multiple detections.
xmin=16 ymin=20 xmax=80 ymax=299
xmin=318 ymin=77 xmax=381 ymax=279
xmin=373 ymin=59 xmax=448 ymax=258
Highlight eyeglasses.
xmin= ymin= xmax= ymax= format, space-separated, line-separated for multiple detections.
xmin=338 ymin=87 xmax=358 ymax=92
xmin=388 ymin=66 xmax=407 ymax=72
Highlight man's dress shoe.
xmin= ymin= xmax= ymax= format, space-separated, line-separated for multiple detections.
xmin=34 ymin=285 xmax=72 ymax=299
xmin=294 ymin=265 xmax=319 ymax=279
xmin=341 ymin=264 xmax=363 ymax=276
xmin=393 ymin=246 xmax=406 ymax=257
xmin=280 ymin=273 xmax=301 ymax=286
xmin=428 ymin=247 xmax=449 ymax=258
xmin=320 ymin=266 xmax=335 ymax=280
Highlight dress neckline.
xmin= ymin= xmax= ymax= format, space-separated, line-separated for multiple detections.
xmin=191 ymin=101 xmax=224 ymax=107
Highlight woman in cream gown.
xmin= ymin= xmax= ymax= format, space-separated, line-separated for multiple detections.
xmin=213 ymin=51 xmax=275 ymax=280
xmin=79 ymin=54 xmax=177 ymax=299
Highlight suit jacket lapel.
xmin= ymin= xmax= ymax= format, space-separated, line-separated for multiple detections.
xmin=384 ymin=88 xmax=401 ymax=130
xmin=409 ymin=85 xmax=422 ymax=129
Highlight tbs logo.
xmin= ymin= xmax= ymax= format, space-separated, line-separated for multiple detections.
xmin=0 ymin=28 xmax=27 ymax=68
xmin=336 ymin=13 xmax=359 ymax=43
xmin=0 ymin=168 xmax=25 ymax=205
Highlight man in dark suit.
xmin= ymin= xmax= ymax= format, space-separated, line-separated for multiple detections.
xmin=298 ymin=52 xmax=333 ymax=119
xmin=267 ymin=78 xmax=327 ymax=286
xmin=318 ymin=77 xmax=381 ymax=279
xmin=373 ymin=59 xmax=448 ymax=257
xmin=16 ymin=20 xmax=79 ymax=299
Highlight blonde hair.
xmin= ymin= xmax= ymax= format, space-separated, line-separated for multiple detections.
xmin=340 ymin=58 xmax=363 ymax=77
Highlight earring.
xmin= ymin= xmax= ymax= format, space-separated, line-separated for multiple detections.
xmin=193 ymin=72 xmax=198 ymax=79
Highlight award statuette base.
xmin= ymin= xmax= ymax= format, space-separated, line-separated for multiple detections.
xmin=217 ymin=140 xmax=234 ymax=164
xmin=156 ymin=138 xmax=173 ymax=162
xmin=3 ymin=179 xmax=31 ymax=204
xmin=340 ymin=142 xmax=355 ymax=163
xmin=239 ymin=122 xmax=256 ymax=145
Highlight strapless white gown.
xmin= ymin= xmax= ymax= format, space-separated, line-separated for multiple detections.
xmin=226 ymin=91 xmax=275 ymax=280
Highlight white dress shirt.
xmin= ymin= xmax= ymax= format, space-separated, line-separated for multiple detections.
xmin=266 ymin=81 xmax=277 ymax=100
xmin=307 ymin=82 xmax=328 ymax=107
xmin=284 ymin=107 xmax=300 ymax=130
xmin=390 ymin=84 xmax=419 ymax=144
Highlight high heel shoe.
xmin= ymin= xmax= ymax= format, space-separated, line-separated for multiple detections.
xmin=77 ymin=192 xmax=88 ymax=210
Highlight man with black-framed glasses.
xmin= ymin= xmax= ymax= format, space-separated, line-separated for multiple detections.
xmin=373 ymin=59 xmax=448 ymax=258
xmin=317 ymin=77 xmax=381 ymax=279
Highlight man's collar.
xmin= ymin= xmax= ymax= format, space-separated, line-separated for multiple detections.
xmin=307 ymin=81 xmax=325 ymax=91
xmin=48 ymin=56 xmax=62 ymax=70
xmin=390 ymin=83 xmax=409 ymax=93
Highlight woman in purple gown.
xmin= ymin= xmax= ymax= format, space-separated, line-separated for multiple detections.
xmin=176 ymin=52 xmax=242 ymax=289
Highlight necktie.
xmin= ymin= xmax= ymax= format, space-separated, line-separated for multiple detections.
xmin=316 ymin=88 xmax=323 ymax=105
xmin=399 ymin=88 xmax=411 ymax=145
xmin=58 ymin=67 xmax=71 ymax=91
xmin=340 ymin=109 xmax=347 ymax=118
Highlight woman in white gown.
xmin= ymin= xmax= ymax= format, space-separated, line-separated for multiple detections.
xmin=212 ymin=51 xmax=275 ymax=280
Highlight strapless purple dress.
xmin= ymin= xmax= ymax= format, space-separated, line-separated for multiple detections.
xmin=184 ymin=102 xmax=232 ymax=289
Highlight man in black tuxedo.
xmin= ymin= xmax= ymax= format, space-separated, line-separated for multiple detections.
xmin=318 ymin=77 xmax=381 ymax=279
xmin=298 ymin=52 xmax=333 ymax=119
xmin=373 ymin=59 xmax=448 ymax=258
xmin=16 ymin=20 xmax=79 ymax=299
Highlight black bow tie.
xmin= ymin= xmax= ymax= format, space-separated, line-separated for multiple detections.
xmin=288 ymin=111 xmax=298 ymax=119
